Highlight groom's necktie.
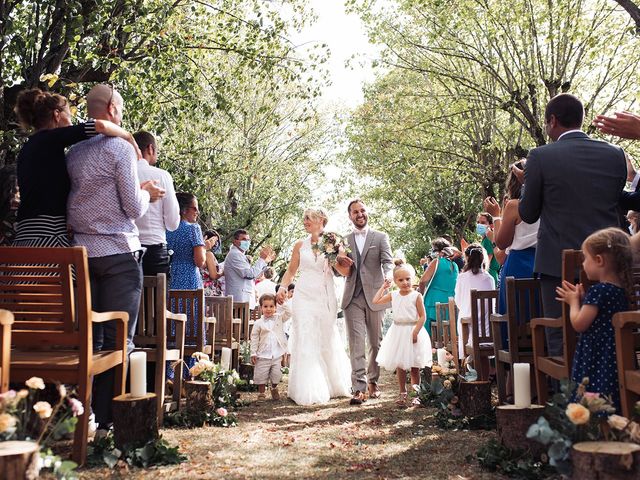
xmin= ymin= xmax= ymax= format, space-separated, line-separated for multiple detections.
xmin=353 ymin=235 xmax=363 ymax=297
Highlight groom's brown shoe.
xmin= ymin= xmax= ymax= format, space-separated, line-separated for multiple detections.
xmin=350 ymin=391 xmax=366 ymax=405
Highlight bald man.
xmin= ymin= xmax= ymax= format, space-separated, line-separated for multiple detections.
xmin=66 ymin=84 xmax=164 ymax=433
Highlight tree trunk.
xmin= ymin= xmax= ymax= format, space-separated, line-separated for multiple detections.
xmin=0 ymin=440 xmax=40 ymax=479
xmin=614 ymin=0 xmax=640 ymax=34
xmin=112 ymin=393 xmax=159 ymax=450
xmin=571 ymin=441 xmax=640 ymax=479
xmin=496 ymin=404 xmax=546 ymax=457
xmin=184 ymin=380 xmax=213 ymax=412
xmin=458 ymin=380 xmax=492 ymax=417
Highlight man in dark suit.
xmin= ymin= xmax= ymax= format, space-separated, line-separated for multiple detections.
xmin=518 ymin=93 xmax=626 ymax=356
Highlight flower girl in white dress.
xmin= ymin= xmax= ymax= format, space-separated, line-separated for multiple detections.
xmin=374 ymin=260 xmax=432 ymax=406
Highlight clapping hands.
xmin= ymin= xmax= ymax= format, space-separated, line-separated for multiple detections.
xmin=593 ymin=111 xmax=640 ymax=140
xmin=555 ymin=280 xmax=584 ymax=305
xmin=483 ymin=196 xmax=501 ymax=217
xmin=259 ymin=246 xmax=276 ymax=263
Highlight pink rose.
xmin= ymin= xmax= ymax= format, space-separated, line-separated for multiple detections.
xmin=216 ymin=407 xmax=228 ymax=417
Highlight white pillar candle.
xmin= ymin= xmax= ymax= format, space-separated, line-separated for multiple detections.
xmin=221 ymin=347 xmax=232 ymax=371
xmin=513 ymin=363 xmax=531 ymax=408
xmin=129 ymin=352 xmax=147 ymax=398
xmin=437 ymin=348 xmax=447 ymax=366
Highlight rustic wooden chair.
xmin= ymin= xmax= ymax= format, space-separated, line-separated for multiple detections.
xmin=531 ymin=250 xmax=592 ymax=404
xmin=0 ymin=246 xmax=128 ymax=465
xmin=460 ymin=289 xmax=498 ymax=381
xmin=0 ymin=309 xmax=14 ymax=393
xmin=614 ymin=312 xmax=640 ymax=417
xmin=205 ymin=296 xmax=239 ymax=368
xmin=491 ymin=277 xmax=543 ymax=404
xmin=432 ymin=302 xmax=449 ymax=348
xmin=441 ymin=297 xmax=459 ymax=365
xmin=134 ymin=274 xmax=187 ymax=425
xmin=613 ymin=269 xmax=640 ymax=417
xmin=167 ymin=289 xmax=216 ymax=367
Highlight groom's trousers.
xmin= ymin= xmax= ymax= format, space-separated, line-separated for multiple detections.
xmin=344 ymin=292 xmax=384 ymax=393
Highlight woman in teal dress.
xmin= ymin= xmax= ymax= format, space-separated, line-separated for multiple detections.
xmin=419 ymin=238 xmax=459 ymax=332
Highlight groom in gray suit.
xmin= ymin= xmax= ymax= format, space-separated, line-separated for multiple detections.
xmin=340 ymin=199 xmax=393 ymax=404
xmin=224 ymin=229 xmax=275 ymax=302
xmin=519 ymin=93 xmax=626 ymax=356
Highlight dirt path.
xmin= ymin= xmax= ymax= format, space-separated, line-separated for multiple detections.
xmin=79 ymin=370 xmax=506 ymax=479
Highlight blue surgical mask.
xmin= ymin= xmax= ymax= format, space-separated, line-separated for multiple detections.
xmin=476 ymin=223 xmax=488 ymax=236
xmin=239 ymin=240 xmax=251 ymax=251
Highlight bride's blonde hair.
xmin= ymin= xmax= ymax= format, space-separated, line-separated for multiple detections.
xmin=303 ymin=207 xmax=329 ymax=227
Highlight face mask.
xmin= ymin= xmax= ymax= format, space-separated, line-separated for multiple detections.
xmin=476 ymin=223 xmax=488 ymax=236
xmin=239 ymin=240 xmax=251 ymax=251
xmin=213 ymin=242 xmax=222 ymax=254
xmin=629 ymin=225 xmax=635 ymax=235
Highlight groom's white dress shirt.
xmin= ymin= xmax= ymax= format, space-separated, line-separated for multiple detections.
xmin=353 ymin=226 xmax=369 ymax=254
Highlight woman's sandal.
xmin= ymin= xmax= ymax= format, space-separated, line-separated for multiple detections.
xmin=395 ymin=393 xmax=408 ymax=407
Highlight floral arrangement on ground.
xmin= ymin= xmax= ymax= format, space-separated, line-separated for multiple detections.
xmin=476 ymin=377 xmax=640 ymax=478
xmin=164 ymin=352 xmax=241 ymax=428
xmin=413 ymin=352 xmax=495 ymax=431
xmin=87 ymin=433 xmax=186 ymax=469
xmin=0 ymin=377 xmax=84 ymax=479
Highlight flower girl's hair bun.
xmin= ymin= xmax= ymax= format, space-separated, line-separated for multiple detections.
xmin=393 ymin=258 xmax=415 ymax=277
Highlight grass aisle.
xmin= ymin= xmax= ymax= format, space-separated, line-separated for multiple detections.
xmin=80 ymin=370 xmax=507 ymax=479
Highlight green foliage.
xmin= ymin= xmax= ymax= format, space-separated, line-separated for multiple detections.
xmin=164 ymin=406 xmax=239 ymax=428
xmin=40 ymin=448 xmax=78 ymax=480
xmin=88 ymin=433 xmax=187 ymax=469
xmin=475 ymin=439 xmax=555 ymax=479
xmin=346 ymin=0 xmax=640 ymax=257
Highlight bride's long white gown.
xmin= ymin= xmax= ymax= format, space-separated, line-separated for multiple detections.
xmin=288 ymin=236 xmax=351 ymax=405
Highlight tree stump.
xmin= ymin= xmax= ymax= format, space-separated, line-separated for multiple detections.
xmin=238 ymin=363 xmax=254 ymax=382
xmin=571 ymin=441 xmax=640 ymax=480
xmin=184 ymin=380 xmax=213 ymax=412
xmin=0 ymin=440 xmax=40 ymax=479
xmin=496 ymin=404 xmax=546 ymax=457
xmin=458 ymin=380 xmax=492 ymax=417
xmin=112 ymin=393 xmax=158 ymax=450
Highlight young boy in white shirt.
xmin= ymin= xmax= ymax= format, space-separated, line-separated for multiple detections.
xmin=250 ymin=294 xmax=290 ymax=401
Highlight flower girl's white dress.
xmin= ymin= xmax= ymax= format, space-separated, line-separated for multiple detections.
xmin=288 ymin=236 xmax=351 ymax=405
xmin=376 ymin=290 xmax=432 ymax=370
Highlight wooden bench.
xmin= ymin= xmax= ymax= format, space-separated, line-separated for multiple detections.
xmin=432 ymin=302 xmax=449 ymax=349
xmin=0 ymin=246 xmax=128 ymax=465
xmin=205 ymin=296 xmax=239 ymax=368
xmin=491 ymin=277 xmax=543 ymax=404
xmin=460 ymin=289 xmax=498 ymax=381
xmin=167 ymin=289 xmax=216 ymax=367
xmin=614 ymin=312 xmax=640 ymax=417
xmin=134 ymin=274 xmax=186 ymax=425
xmin=0 ymin=309 xmax=14 ymax=393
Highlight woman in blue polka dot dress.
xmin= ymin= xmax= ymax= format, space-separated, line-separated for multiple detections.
xmin=556 ymin=227 xmax=633 ymax=412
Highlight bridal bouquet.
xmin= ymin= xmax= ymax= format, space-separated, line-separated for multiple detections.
xmin=312 ymin=232 xmax=350 ymax=265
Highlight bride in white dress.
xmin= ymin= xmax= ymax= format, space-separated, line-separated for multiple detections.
xmin=276 ymin=208 xmax=352 ymax=405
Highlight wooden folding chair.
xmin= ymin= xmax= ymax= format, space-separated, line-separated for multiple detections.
xmin=134 ymin=274 xmax=186 ymax=425
xmin=442 ymin=298 xmax=459 ymax=364
xmin=232 ymin=302 xmax=251 ymax=369
xmin=167 ymin=289 xmax=216 ymax=367
xmin=531 ymin=250 xmax=591 ymax=404
xmin=0 ymin=309 xmax=14 ymax=393
xmin=0 ymin=246 xmax=128 ymax=465
xmin=491 ymin=277 xmax=543 ymax=404
xmin=460 ymin=289 xmax=498 ymax=381
xmin=205 ymin=296 xmax=239 ymax=366
xmin=432 ymin=302 xmax=449 ymax=348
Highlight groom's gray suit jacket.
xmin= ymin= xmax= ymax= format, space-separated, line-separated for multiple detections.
xmin=341 ymin=229 xmax=394 ymax=310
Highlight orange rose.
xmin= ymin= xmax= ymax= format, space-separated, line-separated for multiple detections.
xmin=566 ymin=403 xmax=590 ymax=425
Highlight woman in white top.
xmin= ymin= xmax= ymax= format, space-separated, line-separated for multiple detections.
xmin=454 ymin=244 xmax=495 ymax=358
xmin=483 ymin=159 xmax=539 ymax=347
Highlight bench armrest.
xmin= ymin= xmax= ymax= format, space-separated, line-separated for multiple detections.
xmin=0 ymin=310 xmax=14 ymax=326
xmin=166 ymin=311 xmax=187 ymax=323
xmin=232 ymin=318 xmax=241 ymax=325
xmin=531 ymin=317 xmax=562 ymax=329
xmin=460 ymin=317 xmax=471 ymax=325
xmin=205 ymin=316 xmax=217 ymax=325
xmin=490 ymin=313 xmax=508 ymax=324
xmin=91 ymin=311 xmax=128 ymax=324
xmin=613 ymin=311 xmax=640 ymax=329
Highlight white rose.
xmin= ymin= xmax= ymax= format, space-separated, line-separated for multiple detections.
xmin=0 ymin=413 xmax=16 ymax=433
xmin=608 ymin=414 xmax=629 ymax=430
xmin=325 ymin=245 xmax=335 ymax=254
xmin=26 ymin=377 xmax=45 ymax=390
xmin=33 ymin=401 xmax=53 ymax=419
